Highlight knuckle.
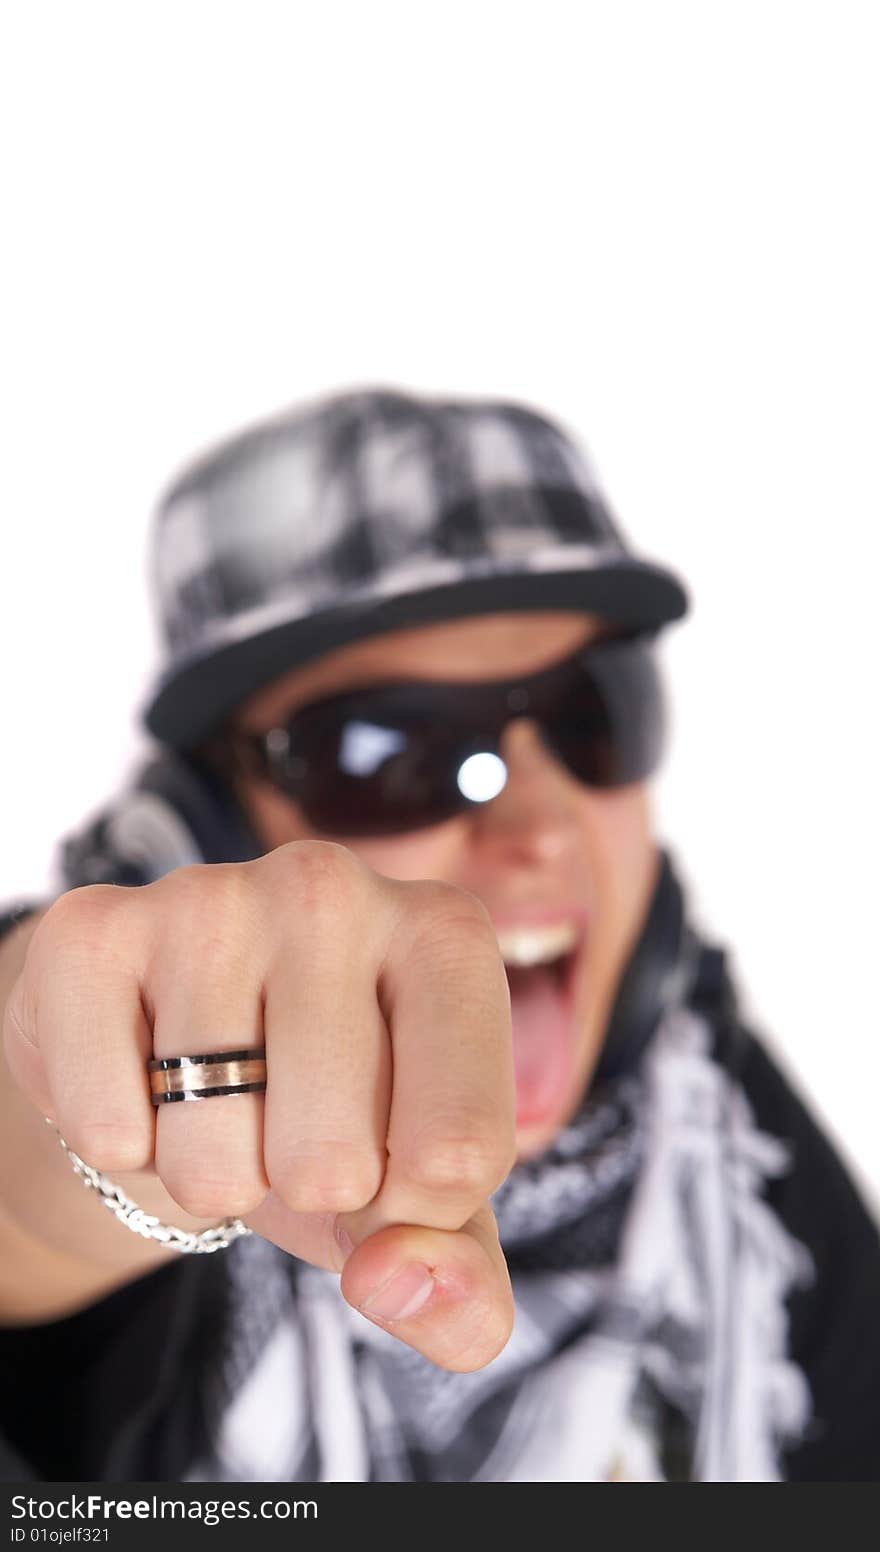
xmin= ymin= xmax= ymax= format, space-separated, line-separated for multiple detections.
xmin=65 ymin=1117 xmax=154 ymax=1174
xmin=283 ymin=838 xmax=365 ymax=892
xmin=401 ymin=1125 xmax=510 ymax=1202
xmin=266 ymin=1140 xmax=383 ymax=1216
xmin=402 ymin=882 xmax=498 ymax=960
xmin=411 ymin=879 xmax=492 ymax=927
xmin=159 ymin=1164 xmax=267 ymax=1222
xmin=265 ymin=840 xmax=370 ymax=929
xmin=36 ymin=885 xmax=131 ymax=962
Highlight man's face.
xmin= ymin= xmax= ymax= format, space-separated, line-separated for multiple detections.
xmin=231 ymin=610 xmax=660 ymax=1160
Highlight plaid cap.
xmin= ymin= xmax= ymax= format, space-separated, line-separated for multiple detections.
xmin=143 ymin=388 xmax=689 ymax=748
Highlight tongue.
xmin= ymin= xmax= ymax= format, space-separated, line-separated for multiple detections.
xmin=506 ymin=961 xmax=576 ymax=1129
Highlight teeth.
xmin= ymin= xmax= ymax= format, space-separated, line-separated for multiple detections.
xmin=496 ymin=920 xmax=580 ymax=968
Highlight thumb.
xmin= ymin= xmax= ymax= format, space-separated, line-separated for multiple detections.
xmin=338 ymin=1206 xmax=513 ymax=1371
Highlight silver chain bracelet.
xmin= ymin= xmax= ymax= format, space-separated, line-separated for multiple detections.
xmin=46 ymin=1118 xmax=253 ymax=1254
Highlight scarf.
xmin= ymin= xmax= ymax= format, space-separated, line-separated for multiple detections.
xmin=59 ymin=756 xmax=814 ymax=1482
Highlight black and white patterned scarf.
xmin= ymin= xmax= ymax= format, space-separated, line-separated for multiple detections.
xmin=59 ymin=763 xmax=814 ymax=1482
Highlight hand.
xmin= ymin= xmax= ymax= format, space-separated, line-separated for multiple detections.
xmin=3 ymin=841 xmax=516 ymax=1370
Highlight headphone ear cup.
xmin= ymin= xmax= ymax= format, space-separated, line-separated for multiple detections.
xmin=60 ymin=752 xmax=266 ymax=890
xmin=136 ymin=752 xmax=265 ymax=867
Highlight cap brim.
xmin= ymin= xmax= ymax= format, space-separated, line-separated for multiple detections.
xmin=143 ymin=557 xmax=689 ymax=750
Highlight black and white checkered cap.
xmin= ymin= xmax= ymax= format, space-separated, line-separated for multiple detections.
xmin=143 ymin=388 xmax=689 ymax=748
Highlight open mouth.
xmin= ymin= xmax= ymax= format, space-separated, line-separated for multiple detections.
xmin=496 ymin=921 xmax=585 ymax=1132
xmin=503 ymin=943 xmax=577 ymax=1007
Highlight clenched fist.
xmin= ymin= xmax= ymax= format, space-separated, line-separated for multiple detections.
xmin=2 ymin=841 xmax=517 ymax=1369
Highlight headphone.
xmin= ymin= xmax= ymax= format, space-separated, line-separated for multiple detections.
xmin=60 ymin=750 xmax=263 ymax=890
xmin=60 ymin=748 xmax=694 ymax=1084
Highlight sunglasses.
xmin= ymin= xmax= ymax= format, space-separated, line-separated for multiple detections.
xmin=216 ymin=632 xmax=665 ymax=838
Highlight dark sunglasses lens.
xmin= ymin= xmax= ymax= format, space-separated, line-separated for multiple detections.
xmin=264 ymin=637 xmax=662 ymax=836
xmin=547 ymin=639 xmax=665 ymax=786
xmin=293 ymin=713 xmax=480 ymax=836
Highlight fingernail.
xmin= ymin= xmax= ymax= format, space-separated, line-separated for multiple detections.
xmin=360 ymin=1263 xmax=435 ymax=1322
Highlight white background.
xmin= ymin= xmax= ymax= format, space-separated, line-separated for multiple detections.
xmin=1 ymin=2 xmax=878 ymax=1204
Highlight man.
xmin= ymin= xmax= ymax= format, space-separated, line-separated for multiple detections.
xmin=1 ymin=388 xmax=878 ymax=1482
